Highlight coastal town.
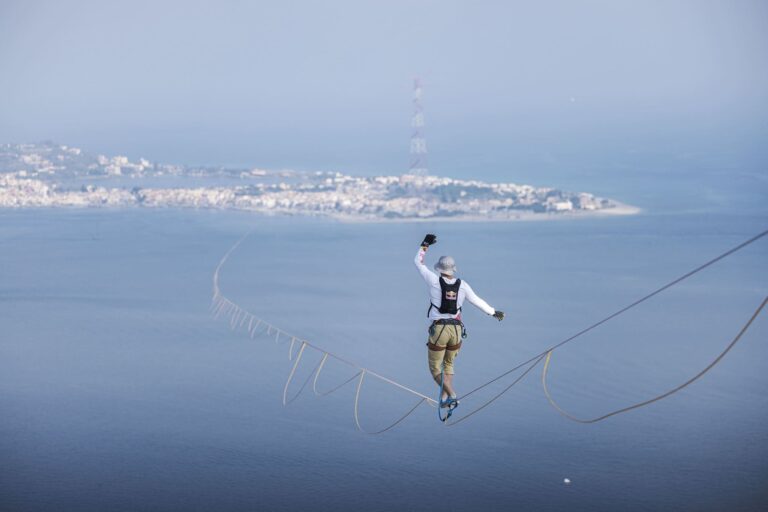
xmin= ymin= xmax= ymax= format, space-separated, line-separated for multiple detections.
xmin=0 ymin=142 xmax=636 ymax=220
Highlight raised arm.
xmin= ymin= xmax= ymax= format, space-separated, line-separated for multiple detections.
xmin=414 ymin=234 xmax=438 ymax=284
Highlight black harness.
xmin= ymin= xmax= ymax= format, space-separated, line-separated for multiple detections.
xmin=427 ymin=277 xmax=462 ymax=317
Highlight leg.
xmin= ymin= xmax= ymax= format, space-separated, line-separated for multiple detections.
xmin=432 ymin=371 xmax=456 ymax=400
xmin=442 ymin=325 xmax=462 ymax=399
xmin=427 ymin=323 xmax=460 ymax=401
xmin=428 ymin=347 xmax=454 ymax=399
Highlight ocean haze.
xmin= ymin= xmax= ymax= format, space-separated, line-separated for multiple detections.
xmin=1 ymin=1 xmax=767 ymax=180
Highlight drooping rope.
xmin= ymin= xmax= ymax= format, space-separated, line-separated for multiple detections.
xmin=353 ymin=370 xmax=430 ymax=435
xmin=541 ymin=295 xmax=768 ymax=423
xmin=312 ymin=353 xmax=362 ymax=397
xmin=211 ymin=227 xmax=767 ymax=432
xmin=454 ymin=229 xmax=768 ymax=404
xmin=212 ymin=230 xmax=438 ymax=434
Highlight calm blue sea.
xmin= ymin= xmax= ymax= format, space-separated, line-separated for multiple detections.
xmin=1 ymin=167 xmax=767 ymax=511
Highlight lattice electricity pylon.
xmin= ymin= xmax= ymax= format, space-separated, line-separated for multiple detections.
xmin=408 ymin=78 xmax=428 ymax=176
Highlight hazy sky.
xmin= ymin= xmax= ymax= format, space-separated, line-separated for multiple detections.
xmin=1 ymin=0 xmax=767 ymax=178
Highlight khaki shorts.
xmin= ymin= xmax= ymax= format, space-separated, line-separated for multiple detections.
xmin=427 ymin=322 xmax=463 ymax=377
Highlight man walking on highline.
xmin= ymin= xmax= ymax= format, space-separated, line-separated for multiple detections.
xmin=415 ymin=233 xmax=504 ymax=411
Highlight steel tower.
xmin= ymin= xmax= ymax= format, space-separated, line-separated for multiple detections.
xmin=408 ymin=78 xmax=428 ymax=176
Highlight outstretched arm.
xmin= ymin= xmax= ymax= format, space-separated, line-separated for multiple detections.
xmin=464 ymin=282 xmax=504 ymax=320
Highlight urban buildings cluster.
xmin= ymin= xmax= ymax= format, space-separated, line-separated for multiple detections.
xmin=0 ymin=143 xmax=632 ymax=220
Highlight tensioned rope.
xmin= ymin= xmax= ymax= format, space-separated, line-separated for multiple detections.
xmin=443 ymin=229 xmax=767 ymax=426
xmin=211 ymin=228 xmax=767 ymax=433
xmin=541 ymin=295 xmax=768 ymax=423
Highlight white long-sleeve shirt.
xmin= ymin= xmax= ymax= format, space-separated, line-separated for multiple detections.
xmin=414 ymin=247 xmax=496 ymax=321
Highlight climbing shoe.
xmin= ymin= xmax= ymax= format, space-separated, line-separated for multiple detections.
xmin=445 ymin=397 xmax=459 ymax=410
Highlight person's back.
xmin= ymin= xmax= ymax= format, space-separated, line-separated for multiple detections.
xmin=414 ymin=234 xmax=504 ymax=415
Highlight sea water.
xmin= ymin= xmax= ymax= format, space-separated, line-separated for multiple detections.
xmin=1 ymin=203 xmax=766 ymax=511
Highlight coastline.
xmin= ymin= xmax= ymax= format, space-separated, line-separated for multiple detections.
xmin=0 ymin=200 xmax=642 ymax=222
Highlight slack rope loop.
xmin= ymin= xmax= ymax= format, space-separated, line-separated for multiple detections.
xmin=458 ymin=228 xmax=768 ymax=402
xmin=542 ymin=296 xmax=768 ymax=423
xmin=212 ymin=231 xmax=438 ymax=433
xmin=211 ymin=228 xmax=767 ymax=432
xmin=313 ymin=354 xmax=363 ymax=397
xmin=282 ymin=342 xmax=312 ymax=406
xmin=353 ymin=371 xmax=429 ymax=435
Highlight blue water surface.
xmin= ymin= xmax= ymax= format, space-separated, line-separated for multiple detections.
xmin=0 ymin=202 xmax=766 ymax=511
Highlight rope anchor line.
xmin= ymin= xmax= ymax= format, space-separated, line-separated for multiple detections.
xmin=210 ymin=228 xmax=768 ymax=433
xmin=541 ymin=295 xmax=768 ymax=424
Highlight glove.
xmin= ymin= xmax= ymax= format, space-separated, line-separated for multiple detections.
xmin=421 ymin=234 xmax=437 ymax=247
xmin=492 ymin=310 xmax=505 ymax=321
